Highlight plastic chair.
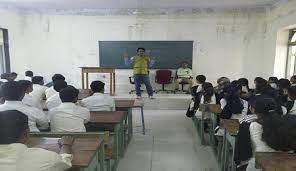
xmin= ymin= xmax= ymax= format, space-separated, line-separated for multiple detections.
xmin=154 ymin=70 xmax=174 ymax=93
xmin=129 ymin=76 xmax=144 ymax=94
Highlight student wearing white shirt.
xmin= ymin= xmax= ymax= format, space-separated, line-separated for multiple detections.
xmin=246 ymin=96 xmax=279 ymax=171
xmin=220 ymin=81 xmax=248 ymax=122
xmin=0 ymin=81 xmax=48 ymax=132
xmin=24 ymin=70 xmax=33 ymax=81
xmin=50 ymin=86 xmax=90 ymax=132
xmin=0 ymin=110 xmax=73 ymax=171
xmin=30 ymin=76 xmax=47 ymax=101
xmin=195 ymin=82 xmax=217 ymax=119
xmin=46 ymin=80 xmax=67 ymax=110
xmin=19 ymin=80 xmax=43 ymax=110
xmin=81 ymin=81 xmax=115 ymax=111
xmin=45 ymin=74 xmax=66 ymax=99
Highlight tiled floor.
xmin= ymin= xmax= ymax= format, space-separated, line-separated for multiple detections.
xmin=118 ymin=109 xmax=219 ymax=171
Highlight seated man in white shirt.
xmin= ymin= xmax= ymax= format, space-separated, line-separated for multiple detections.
xmin=81 ymin=81 xmax=116 ymax=111
xmin=0 ymin=110 xmax=73 ymax=171
xmin=0 ymin=81 xmax=49 ymax=132
xmin=24 ymin=70 xmax=33 ymax=81
xmin=30 ymin=76 xmax=47 ymax=101
xmin=50 ymin=86 xmax=90 ymax=132
xmin=19 ymin=80 xmax=43 ymax=110
xmin=46 ymin=80 xmax=68 ymax=110
xmin=175 ymin=61 xmax=193 ymax=93
xmin=45 ymin=74 xmax=66 ymax=99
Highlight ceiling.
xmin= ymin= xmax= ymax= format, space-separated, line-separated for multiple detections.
xmin=0 ymin=0 xmax=281 ymax=9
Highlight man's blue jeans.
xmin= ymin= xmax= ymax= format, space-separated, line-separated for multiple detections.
xmin=134 ymin=74 xmax=153 ymax=96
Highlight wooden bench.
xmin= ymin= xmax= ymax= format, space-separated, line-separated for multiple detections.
xmin=86 ymin=111 xmax=126 ymax=171
xmin=255 ymin=152 xmax=296 ymax=171
xmin=220 ymin=119 xmax=239 ymax=171
xmin=115 ymin=99 xmax=135 ymax=145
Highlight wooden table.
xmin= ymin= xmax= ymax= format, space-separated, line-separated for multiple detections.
xmin=255 ymin=152 xmax=296 ymax=171
xmin=87 ymin=111 xmax=126 ymax=171
xmin=28 ymin=137 xmax=104 ymax=171
xmin=220 ymin=119 xmax=239 ymax=171
xmin=80 ymin=67 xmax=115 ymax=96
xmin=115 ymin=100 xmax=135 ymax=145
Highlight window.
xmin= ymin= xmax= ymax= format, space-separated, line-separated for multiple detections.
xmin=286 ymin=30 xmax=296 ymax=78
xmin=0 ymin=28 xmax=10 ymax=74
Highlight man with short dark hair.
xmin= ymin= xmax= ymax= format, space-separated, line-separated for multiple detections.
xmin=30 ymin=76 xmax=47 ymax=100
xmin=45 ymin=74 xmax=66 ymax=98
xmin=8 ymin=72 xmax=18 ymax=81
xmin=46 ymin=80 xmax=68 ymax=110
xmin=124 ymin=47 xmax=155 ymax=99
xmin=50 ymin=86 xmax=90 ymax=132
xmin=19 ymin=80 xmax=42 ymax=109
xmin=175 ymin=61 xmax=193 ymax=93
xmin=0 ymin=110 xmax=73 ymax=171
xmin=81 ymin=80 xmax=115 ymax=111
xmin=0 ymin=81 xmax=48 ymax=132
xmin=24 ymin=70 xmax=34 ymax=81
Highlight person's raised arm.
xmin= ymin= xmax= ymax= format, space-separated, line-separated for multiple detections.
xmin=124 ymin=52 xmax=133 ymax=66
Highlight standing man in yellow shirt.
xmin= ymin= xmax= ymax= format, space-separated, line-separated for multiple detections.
xmin=124 ymin=47 xmax=155 ymax=99
xmin=175 ymin=61 xmax=193 ymax=93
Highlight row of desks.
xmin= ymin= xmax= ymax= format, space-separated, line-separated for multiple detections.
xmin=194 ymin=104 xmax=296 ymax=171
xmin=33 ymin=99 xmax=145 ymax=171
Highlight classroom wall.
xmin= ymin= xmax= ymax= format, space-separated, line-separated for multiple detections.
xmin=264 ymin=0 xmax=296 ymax=79
xmin=0 ymin=9 xmax=267 ymax=92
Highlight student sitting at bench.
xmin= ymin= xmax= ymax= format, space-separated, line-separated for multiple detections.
xmin=195 ymin=82 xmax=219 ymax=119
xmin=220 ymin=81 xmax=248 ymax=121
xmin=286 ymin=86 xmax=296 ymax=115
xmin=30 ymin=76 xmax=47 ymax=101
xmin=192 ymin=75 xmax=206 ymax=96
xmin=0 ymin=81 xmax=48 ymax=132
xmin=290 ymin=75 xmax=296 ymax=86
xmin=50 ymin=86 xmax=90 ymax=132
xmin=45 ymin=74 xmax=66 ymax=99
xmin=0 ymin=110 xmax=73 ymax=171
xmin=24 ymin=70 xmax=34 ymax=81
xmin=19 ymin=80 xmax=42 ymax=110
xmin=81 ymin=81 xmax=115 ymax=111
xmin=8 ymin=72 xmax=18 ymax=81
xmin=46 ymin=80 xmax=68 ymax=111
xmin=247 ymin=96 xmax=283 ymax=171
xmin=238 ymin=78 xmax=252 ymax=101
xmin=268 ymin=77 xmax=279 ymax=89
xmin=214 ymin=77 xmax=230 ymax=98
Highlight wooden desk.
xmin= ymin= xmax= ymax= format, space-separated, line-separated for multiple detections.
xmin=115 ymin=100 xmax=135 ymax=145
xmin=80 ymin=67 xmax=115 ymax=96
xmin=28 ymin=137 xmax=103 ymax=171
xmin=220 ymin=119 xmax=239 ymax=171
xmin=255 ymin=152 xmax=296 ymax=171
xmin=88 ymin=111 xmax=126 ymax=170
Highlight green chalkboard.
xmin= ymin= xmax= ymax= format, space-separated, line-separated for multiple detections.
xmin=98 ymin=41 xmax=193 ymax=69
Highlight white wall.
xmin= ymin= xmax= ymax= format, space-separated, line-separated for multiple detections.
xmin=264 ymin=0 xmax=296 ymax=79
xmin=0 ymin=9 xmax=267 ymax=93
